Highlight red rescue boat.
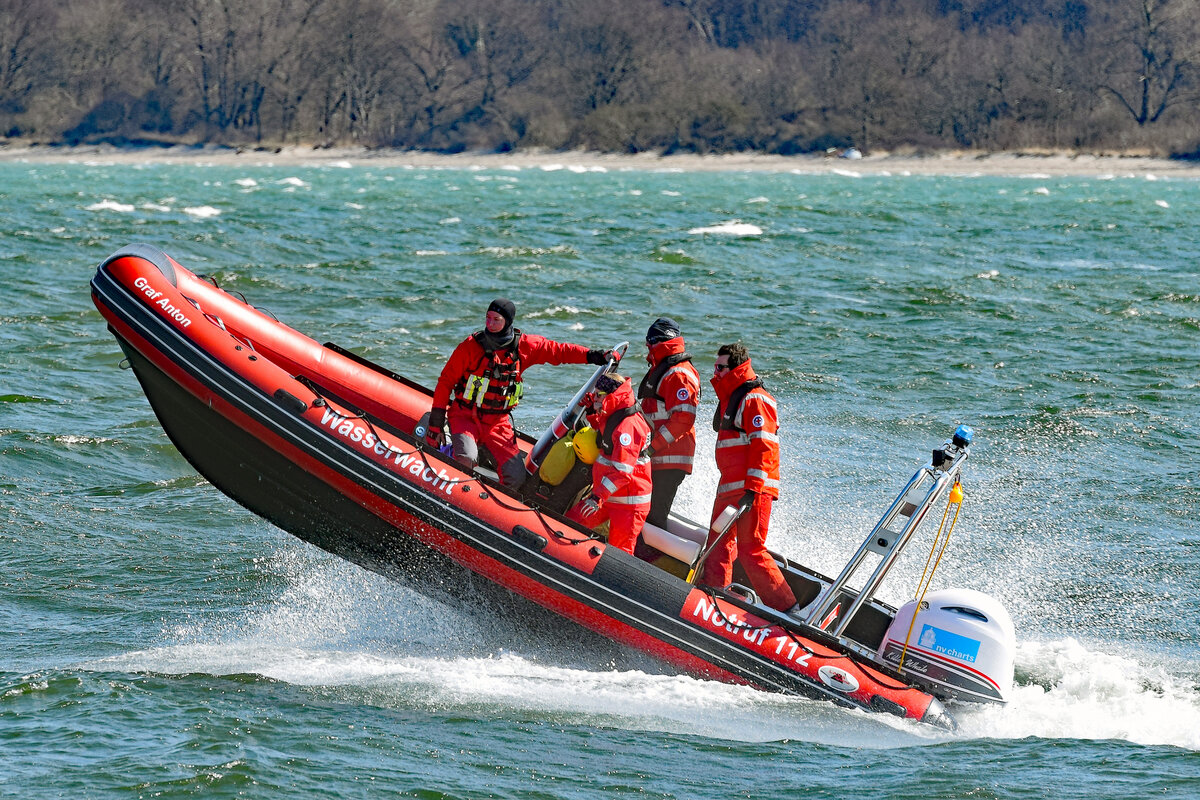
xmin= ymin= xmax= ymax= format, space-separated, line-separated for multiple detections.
xmin=91 ymin=244 xmax=1017 ymax=728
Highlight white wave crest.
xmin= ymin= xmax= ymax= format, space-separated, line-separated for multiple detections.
xmin=524 ymin=305 xmax=581 ymax=319
xmin=953 ymin=638 xmax=1200 ymax=750
xmin=688 ymin=221 xmax=763 ymax=236
xmin=183 ymin=205 xmax=221 ymax=218
xmin=86 ymin=199 xmax=134 ymax=213
xmin=80 ymin=551 xmax=933 ymax=748
xmin=76 ymin=544 xmax=1200 ymax=752
xmin=54 ymin=434 xmax=111 ymax=445
xmin=479 ymin=245 xmax=575 ymax=257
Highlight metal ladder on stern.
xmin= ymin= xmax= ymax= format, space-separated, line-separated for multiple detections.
xmin=801 ymin=425 xmax=974 ymax=658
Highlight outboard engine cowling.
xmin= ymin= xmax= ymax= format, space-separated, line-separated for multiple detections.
xmin=877 ymin=588 xmax=1015 ymax=704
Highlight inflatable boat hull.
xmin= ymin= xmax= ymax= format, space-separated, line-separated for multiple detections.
xmin=91 ymin=244 xmax=955 ymax=728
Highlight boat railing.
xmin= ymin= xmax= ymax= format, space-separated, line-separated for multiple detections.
xmin=804 ymin=426 xmax=973 ymax=647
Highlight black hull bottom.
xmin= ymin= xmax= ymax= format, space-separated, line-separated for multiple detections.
xmin=118 ymin=335 xmax=644 ymax=663
xmin=120 ymin=335 xmax=445 ymax=584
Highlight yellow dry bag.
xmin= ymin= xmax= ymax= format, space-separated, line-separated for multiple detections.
xmin=538 ymin=437 xmax=578 ymax=486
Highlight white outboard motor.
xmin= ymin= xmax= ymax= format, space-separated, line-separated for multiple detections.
xmin=877 ymin=588 xmax=1016 ymax=704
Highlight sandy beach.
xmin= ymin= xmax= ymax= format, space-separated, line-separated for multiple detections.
xmin=4 ymin=141 xmax=1200 ymax=177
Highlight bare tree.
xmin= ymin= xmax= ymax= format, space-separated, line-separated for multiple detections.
xmin=305 ymin=0 xmax=403 ymax=144
xmin=552 ymin=1 xmax=696 ymax=150
xmin=360 ymin=0 xmax=549 ymax=149
xmin=674 ymin=0 xmax=823 ymax=47
xmin=1094 ymin=0 xmax=1200 ymax=125
xmin=52 ymin=0 xmax=143 ymax=127
xmin=383 ymin=1 xmax=484 ymax=148
xmin=176 ymin=0 xmax=327 ymax=140
xmin=0 ymin=0 xmax=55 ymax=132
xmin=809 ymin=1 xmax=950 ymax=151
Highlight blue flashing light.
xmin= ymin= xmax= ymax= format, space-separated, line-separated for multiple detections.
xmin=953 ymin=425 xmax=974 ymax=448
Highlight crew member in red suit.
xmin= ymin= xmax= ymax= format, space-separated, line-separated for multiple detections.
xmin=700 ymin=343 xmax=799 ymax=613
xmin=637 ymin=317 xmax=700 ymax=528
xmin=567 ymin=373 xmax=653 ymax=555
xmin=426 ymin=298 xmax=613 ymax=485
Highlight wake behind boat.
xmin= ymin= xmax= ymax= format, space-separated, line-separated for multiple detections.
xmin=90 ymin=243 xmax=1016 ymax=729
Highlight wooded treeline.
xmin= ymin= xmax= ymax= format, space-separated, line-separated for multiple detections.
xmin=3 ymin=0 xmax=1199 ymax=155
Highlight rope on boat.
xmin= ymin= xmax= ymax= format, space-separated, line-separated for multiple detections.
xmin=195 ymin=274 xmax=274 ymax=319
xmin=897 ymin=479 xmax=963 ymax=673
xmin=183 ymin=293 xmax=262 ymax=350
xmin=702 ymin=584 xmax=933 ymax=694
xmin=469 ymin=474 xmax=601 ymax=545
xmin=701 ymin=587 xmax=779 ymax=637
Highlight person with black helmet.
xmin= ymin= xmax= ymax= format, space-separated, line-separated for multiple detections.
xmin=426 ymin=298 xmax=615 ymax=485
xmin=638 ymin=317 xmax=701 ymax=528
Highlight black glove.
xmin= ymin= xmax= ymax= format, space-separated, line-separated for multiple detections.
xmin=425 ymin=407 xmax=446 ymax=446
xmin=586 ymin=349 xmax=611 ymax=365
xmin=738 ymin=490 xmax=757 ymax=511
xmin=640 ymin=445 xmax=655 ymax=459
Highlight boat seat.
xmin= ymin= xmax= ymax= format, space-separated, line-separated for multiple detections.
xmin=640 ymin=515 xmax=707 ymax=565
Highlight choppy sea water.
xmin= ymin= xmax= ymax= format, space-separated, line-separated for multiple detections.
xmin=2 ymin=158 xmax=1199 ymax=798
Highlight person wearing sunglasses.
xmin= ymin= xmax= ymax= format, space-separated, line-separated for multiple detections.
xmin=702 ymin=343 xmax=799 ymax=613
xmin=637 ymin=317 xmax=701 ymax=529
xmin=567 ymin=373 xmax=653 ymax=555
xmin=426 ymin=298 xmax=615 ymax=485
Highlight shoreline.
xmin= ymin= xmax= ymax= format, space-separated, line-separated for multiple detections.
xmin=3 ymin=142 xmax=1200 ymax=177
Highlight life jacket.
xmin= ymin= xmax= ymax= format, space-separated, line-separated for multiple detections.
xmin=711 ymin=361 xmax=779 ymax=498
xmin=455 ymin=329 xmax=524 ymax=413
xmin=637 ymin=352 xmax=692 ymax=401
xmin=599 ymin=406 xmax=641 ymax=455
xmin=639 ymin=338 xmax=700 ymax=473
xmin=587 ymin=378 xmax=653 ymax=507
xmin=713 ymin=378 xmax=763 ymax=433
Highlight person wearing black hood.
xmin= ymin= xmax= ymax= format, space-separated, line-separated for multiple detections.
xmin=426 ymin=298 xmax=616 ymax=485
